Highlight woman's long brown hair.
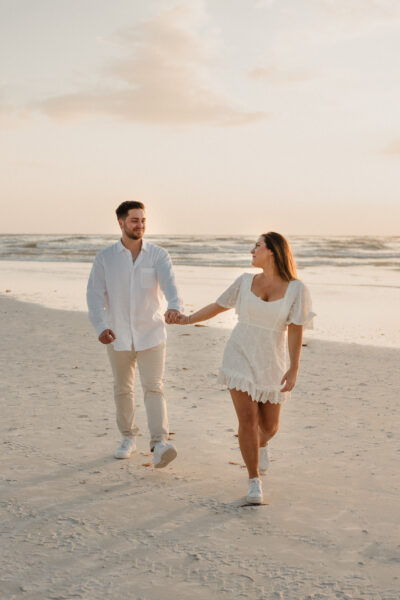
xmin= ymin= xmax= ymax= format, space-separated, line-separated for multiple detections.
xmin=262 ymin=232 xmax=297 ymax=281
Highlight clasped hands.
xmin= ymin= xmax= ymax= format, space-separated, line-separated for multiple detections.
xmin=164 ymin=309 xmax=190 ymax=325
xmin=99 ymin=312 xmax=190 ymax=344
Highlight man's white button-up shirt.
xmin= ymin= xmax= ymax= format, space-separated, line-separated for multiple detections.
xmin=87 ymin=240 xmax=182 ymax=351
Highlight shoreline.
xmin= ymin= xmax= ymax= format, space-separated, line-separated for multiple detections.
xmin=1 ymin=295 xmax=399 ymax=599
xmin=1 ymin=259 xmax=400 ymax=349
xmin=3 ymin=292 xmax=400 ymax=353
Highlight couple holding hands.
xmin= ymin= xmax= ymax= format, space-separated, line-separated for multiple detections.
xmin=87 ymin=201 xmax=315 ymax=504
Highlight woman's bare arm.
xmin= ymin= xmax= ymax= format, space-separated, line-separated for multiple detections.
xmin=176 ymin=302 xmax=229 ymax=324
xmin=281 ymin=324 xmax=303 ymax=392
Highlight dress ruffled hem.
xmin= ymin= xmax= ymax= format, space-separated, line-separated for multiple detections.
xmin=217 ymin=369 xmax=286 ymax=404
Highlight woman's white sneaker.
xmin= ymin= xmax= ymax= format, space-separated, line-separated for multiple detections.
xmin=259 ymin=445 xmax=270 ymax=474
xmin=114 ymin=436 xmax=136 ymax=459
xmin=153 ymin=441 xmax=177 ymax=468
xmin=246 ymin=477 xmax=263 ymax=504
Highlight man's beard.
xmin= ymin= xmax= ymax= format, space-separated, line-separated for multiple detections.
xmin=124 ymin=227 xmax=144 ymax=240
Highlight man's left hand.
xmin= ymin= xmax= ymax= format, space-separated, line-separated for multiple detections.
xmin=164 ymin=309 xmax=180 ymax=324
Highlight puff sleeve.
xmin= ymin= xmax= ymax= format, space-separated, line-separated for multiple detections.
xmin=216 ymin=275 xmax=244 ymax=309
xmin=286 ymin=281 xmax=316 ymax=329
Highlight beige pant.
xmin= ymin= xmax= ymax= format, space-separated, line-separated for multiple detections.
xmin=106 ymin=342 xmax=169 ymax=449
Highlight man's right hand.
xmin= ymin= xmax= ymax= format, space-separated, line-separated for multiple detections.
xmin=98 ymin=329 xmax=116 ymax=344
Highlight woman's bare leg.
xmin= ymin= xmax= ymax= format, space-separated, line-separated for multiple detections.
xmin=230 ymin=389 xmax=260 ymax=478
xmin=259 ymin=424 xmax=269 ymax=448
xmin=258 ymin=401 xmax=281 ymax=446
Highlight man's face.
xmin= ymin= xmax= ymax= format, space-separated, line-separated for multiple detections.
xmin=119 ymin=208 xmax=146 ymax=240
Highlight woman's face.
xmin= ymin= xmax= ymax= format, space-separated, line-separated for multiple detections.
xmin=251 ymin=236 xmax=272 ymax=268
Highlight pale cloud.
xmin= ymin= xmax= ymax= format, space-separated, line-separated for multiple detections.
xmin=248 ymin=66 xmax=315 ymax=83
xmin=254 ymin=0 xmax=277 ymax=7
xmin=255 ymin=0 xmax=400 ymax=50
xmin=0 ymin=101 xmax=31 ymax=127
xmin=37 ymin=3 xmax=267 ymax=126
xmin=0 ymin=88 xmax=13 ymax=121
xmin=0 ymin=103 xmax=11 ymax=117
xmin=313 ymin=0 xmax=400 ymax=23
xmin=383 ymin=139 xmax=400 ymax=155
xmin=253 ymin=0 xmax=400 ymax=21
xmin=254 ymin=0 xmax=400 ymax=72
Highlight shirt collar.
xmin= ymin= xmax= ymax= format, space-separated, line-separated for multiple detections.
xmin=117 ymin=239 xmax=148 ymax=253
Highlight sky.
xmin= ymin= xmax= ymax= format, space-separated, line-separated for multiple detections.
xmin=1 ymin=0 xmax=400 ymax=235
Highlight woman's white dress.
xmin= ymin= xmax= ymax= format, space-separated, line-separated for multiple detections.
xmin=216 ymin=274 xmax=315 ymax=404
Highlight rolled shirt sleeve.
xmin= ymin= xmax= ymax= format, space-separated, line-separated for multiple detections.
xmin=156 ymin=249 xmax=182 ymax=312
xmin=86 ymin=255 xmax=109 ymax=337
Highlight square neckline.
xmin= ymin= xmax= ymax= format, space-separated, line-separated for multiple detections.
xmin=249 ymin=274 xmax=293 ymax=304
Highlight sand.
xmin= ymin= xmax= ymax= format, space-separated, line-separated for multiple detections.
xmin=2 ymin=260 xmax=400 ymax=348
xmin=1 ymin=296 xmax=399 ymax=599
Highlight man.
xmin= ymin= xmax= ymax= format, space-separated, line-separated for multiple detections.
xmin=87 ymin=201 xmax=181 ymax=468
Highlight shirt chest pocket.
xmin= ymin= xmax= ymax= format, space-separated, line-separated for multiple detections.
xmin=140 ymin=267 xmax=157 ymax=288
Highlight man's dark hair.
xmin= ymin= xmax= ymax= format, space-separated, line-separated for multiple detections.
xmin=116 ymin=201 xmax=145 ymax=220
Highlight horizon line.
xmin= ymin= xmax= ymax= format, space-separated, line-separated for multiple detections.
xmin=0 ymin=232 xmax=399 ymax=238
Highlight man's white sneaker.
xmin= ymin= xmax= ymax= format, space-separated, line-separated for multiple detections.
xmin=259 ymin=445 xmax=270 ymax=474
xmin=114 ymin=436 xmax=136 ymax=459
xmin=246 ymin=477 xmax=263 ymax=504
xmin=153 ymin=441 xmax=177 ymax=469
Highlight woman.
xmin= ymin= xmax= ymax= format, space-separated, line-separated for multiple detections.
xmin=171 ymin=232 xmax=315 ymax=504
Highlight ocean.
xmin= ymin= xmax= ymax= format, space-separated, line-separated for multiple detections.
xmin=0 ymin=234 xmax=399 ymax=348
xmin=0 ymin=234 xmax=399 ymax=270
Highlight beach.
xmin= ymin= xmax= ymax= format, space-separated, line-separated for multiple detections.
xmin=1 ymin=296 xmax=399 ymax=599
xmin=1 ymin=258 xmax=399 ymax=349
xmin=3 ymin=0 xmax=400 ymax=594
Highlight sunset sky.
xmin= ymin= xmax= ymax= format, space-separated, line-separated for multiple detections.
xmin=1 ymin=0 xmax=400 ymax=235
